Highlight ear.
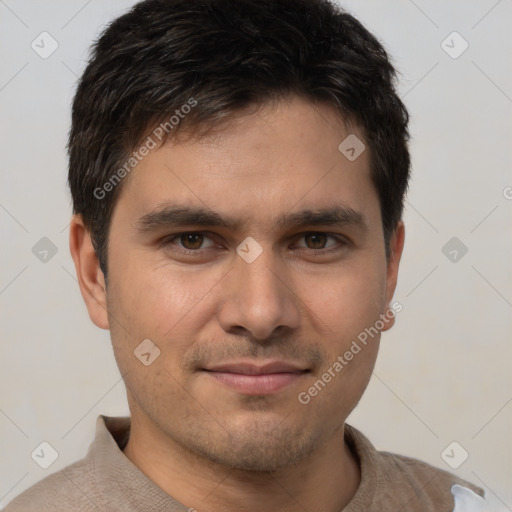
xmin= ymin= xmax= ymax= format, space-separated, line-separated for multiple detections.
xmin=69 ymin=214 xmax=109 ymax=330
xmin=381 ymin=221 xmax=405 ymax=332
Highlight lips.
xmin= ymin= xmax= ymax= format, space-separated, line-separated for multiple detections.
xmin=202 ymin=361 xmax=309 ymax=395
xmin=205 ymin=361 xmax=307 ymax=375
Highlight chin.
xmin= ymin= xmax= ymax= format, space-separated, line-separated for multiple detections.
xmin=191 ymin=417 xmax=322 ymax=472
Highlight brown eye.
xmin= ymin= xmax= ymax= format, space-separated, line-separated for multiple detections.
xmin=179 ymin=233 xmax=204 ymax=250
xmin=160 ymin=232 xmax=217 ymax=255
xmin=304 ymin=233 xmax=328 ymax=249
xmin=293 ymin=232 xmax=347 ymax=256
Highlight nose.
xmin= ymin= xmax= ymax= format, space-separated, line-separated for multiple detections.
xmin=216 ymin=246 xmax=301 ymax=341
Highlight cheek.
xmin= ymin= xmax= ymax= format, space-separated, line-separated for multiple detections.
xmin=112 ymin=258 xmax=221 ymax=337
xmin=298 ymin=272 xmax=383 ymax=417
xmin=303 ymin=261 xmax=387 ymax=342
xmin=105 ymin=269 xmax=202 ymax=416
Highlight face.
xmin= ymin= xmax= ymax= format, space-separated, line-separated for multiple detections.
xmin=78 ymin=96 xmax=403 ymax=472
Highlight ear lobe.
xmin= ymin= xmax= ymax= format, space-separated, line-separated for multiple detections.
xmin=381 ymin=221 xmax=405 ymax=333
xmin=69 ymin=214 xmax=110 ymax=330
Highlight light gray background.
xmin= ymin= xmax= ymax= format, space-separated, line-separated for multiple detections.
xmin=1 ymin=0 xmax=511 ymax=508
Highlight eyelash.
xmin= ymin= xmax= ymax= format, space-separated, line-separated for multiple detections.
xmin=160 ymin=231 xmax=349 ymax=257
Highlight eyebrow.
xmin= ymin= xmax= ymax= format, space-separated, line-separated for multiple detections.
xmin=135 ymin=203 xmax=369 ymax=234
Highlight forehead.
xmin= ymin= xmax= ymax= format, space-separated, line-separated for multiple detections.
xmin=114 ymin=96 xmax=379 ymax=232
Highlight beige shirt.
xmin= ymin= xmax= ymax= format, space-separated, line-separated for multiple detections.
xmin=3 ymin=415 xmax=484 ymax=511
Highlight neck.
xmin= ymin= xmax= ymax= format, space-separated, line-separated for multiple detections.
xmin=122 ymin=415 xmax=361 ymax=512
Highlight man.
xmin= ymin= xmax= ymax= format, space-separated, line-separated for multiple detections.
xmin=3 ymin=0 xmax=487 ymax=510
